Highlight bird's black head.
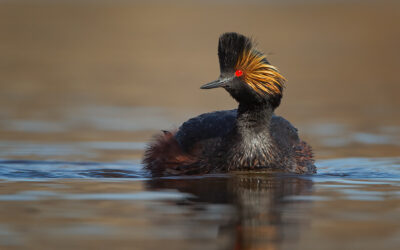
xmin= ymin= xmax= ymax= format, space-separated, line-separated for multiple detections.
xmin=201 ymin=32 xmax=285 ymax=109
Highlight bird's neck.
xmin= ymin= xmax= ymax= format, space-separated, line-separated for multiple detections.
xmin=221 ymin=102 xmax=276 ymax=170
xmin=236 ymin=103 xmax=273 ymax=135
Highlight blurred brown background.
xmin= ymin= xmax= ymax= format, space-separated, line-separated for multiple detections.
xmin=0 ymin=2 xmax=400 ymax=250
xmin=0 ymin=0 xmax=399 ymax=160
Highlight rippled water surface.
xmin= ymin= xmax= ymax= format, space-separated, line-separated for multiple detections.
xmin=0 ymin=157 xmax=400 ymax=250
xmin=1 ymin=0 xmax=400 ymax=249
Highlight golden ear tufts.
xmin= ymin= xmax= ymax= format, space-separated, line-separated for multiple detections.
xmin=235 ymin=49 xmax=285 ymax=95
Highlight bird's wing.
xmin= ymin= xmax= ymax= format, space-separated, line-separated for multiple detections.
xmin=175 ymin=109 xmax=237 ymax=152
xmin=270 ymin=115 xmax=300 ymax=149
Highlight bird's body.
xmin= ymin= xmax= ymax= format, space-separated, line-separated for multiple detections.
xmin=143 ymin=32 xmax=316 ymax=176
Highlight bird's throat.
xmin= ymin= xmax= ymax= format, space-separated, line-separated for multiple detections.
xmin=236 ymin=103 xmax=273 ymax=135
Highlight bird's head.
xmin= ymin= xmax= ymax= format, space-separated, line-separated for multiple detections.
xmin=201 ymin=32 xmax=285 ymax=109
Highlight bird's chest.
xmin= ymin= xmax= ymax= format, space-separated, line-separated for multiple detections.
xmin=224 ymin=133 xmax=278 ymax=170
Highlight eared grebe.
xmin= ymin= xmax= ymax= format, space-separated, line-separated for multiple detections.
xmin=143 ymin=32 xmax=316 ymax=176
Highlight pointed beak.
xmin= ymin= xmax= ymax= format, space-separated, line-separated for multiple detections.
xmin=200 ymin=77 xmax=233 ymax=89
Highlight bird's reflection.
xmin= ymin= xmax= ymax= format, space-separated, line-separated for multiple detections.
xmin=146 ymin=173 xmax=314 ymax=250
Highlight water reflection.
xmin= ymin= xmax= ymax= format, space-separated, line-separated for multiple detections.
xmin=147 ymin=174 xmax=314 ymax=250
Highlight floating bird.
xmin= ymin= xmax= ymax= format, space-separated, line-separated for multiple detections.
xmin=143 ymin=32 xmax=315 ymax=176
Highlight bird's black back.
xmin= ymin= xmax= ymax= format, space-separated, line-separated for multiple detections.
xmin=175 ymin=110 xmax=237 ymax=152
xmin=175 ymin=109 xmax=300 ymax=153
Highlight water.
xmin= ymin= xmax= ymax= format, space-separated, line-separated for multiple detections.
xmin=1 ymin=1 xmax=400 ymax=249
xmin=0 ymin=155 xmax=399 ymax=249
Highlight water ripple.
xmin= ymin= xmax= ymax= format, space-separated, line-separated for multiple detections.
xmin=0 ymin=159 xmax=145 ymax=179
xmin=0 ymin=157 xmax=399 ymax=181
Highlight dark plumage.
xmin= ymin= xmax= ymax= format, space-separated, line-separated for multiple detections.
xmin=143 ymin=32 xmax=316 ymax=176
xmin=217 ymin=32 xmax=252 ymax=72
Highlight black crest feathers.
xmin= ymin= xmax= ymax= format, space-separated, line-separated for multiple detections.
xmin=218 ymin=32 xmax=252 ymax=72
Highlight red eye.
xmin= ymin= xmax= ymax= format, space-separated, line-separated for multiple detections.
xmin=235 ymin=70 xmax=243 ymax=77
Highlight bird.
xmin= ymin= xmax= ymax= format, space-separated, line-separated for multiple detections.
xmin=143 ymin=32 xmax=316 ymax=176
